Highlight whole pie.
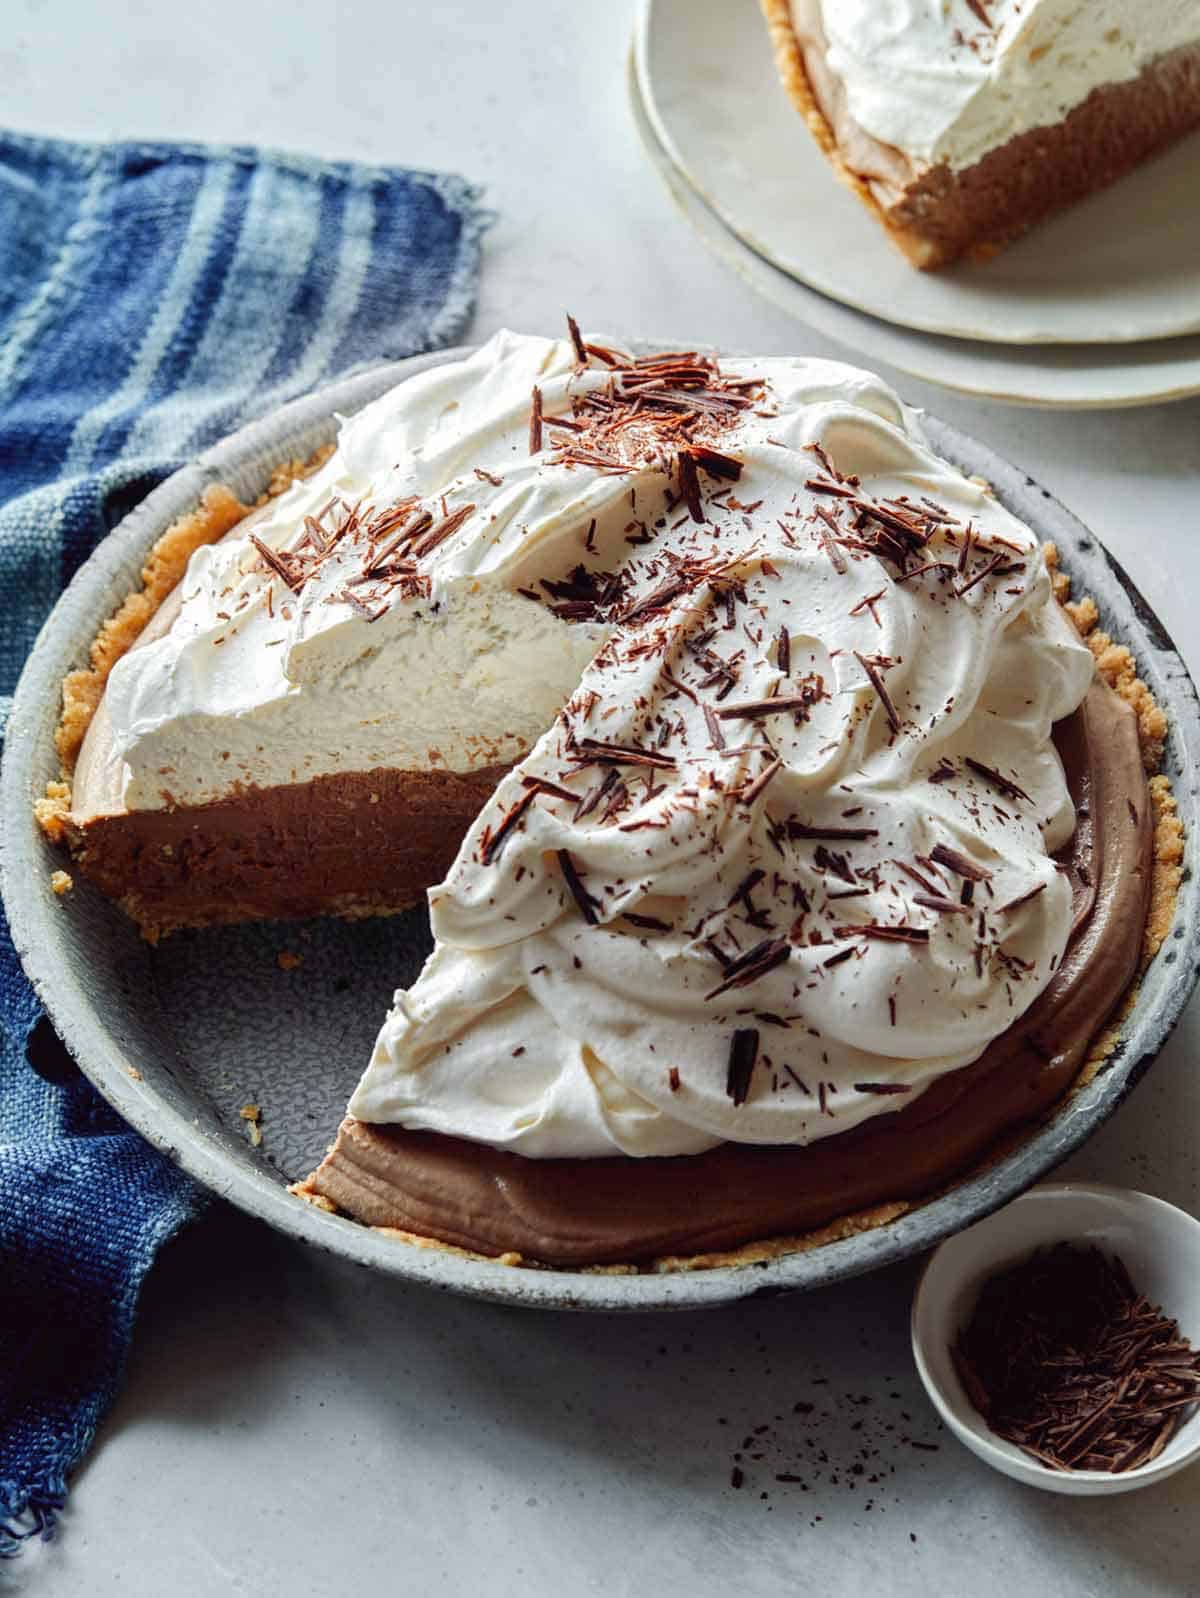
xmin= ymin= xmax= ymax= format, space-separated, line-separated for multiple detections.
xmin=37 ymin=327 xmax=1182 ymax=1269
xmin=760 ymin=0 xmax=1200 ymax=269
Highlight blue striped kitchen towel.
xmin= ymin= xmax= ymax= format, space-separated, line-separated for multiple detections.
xmin=0 ymin=128 xmax=488 ymax=1556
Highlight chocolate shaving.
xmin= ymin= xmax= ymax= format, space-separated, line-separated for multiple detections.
xmin=957 ymin=525 xmax=973 ymax=575
xmin=856 ymin=500 xmax=929 ymax=548
xmin=997 ymin=882 xmax=1047 ymax=915
xmin=618 ymin=574 xmax=687 ymax=624
xmin=853 ymin=1081 xmax=912 ymax=1096
xmin=521 ymin=774 xmax=578 ymax=803
xmin=789 ymin=822 xmax=879 ymax=842
xmin=956 ymin=552 xmax=1006 ymax=599
xmin=529 ymin=385 xmax=544 ymax=454
xmin=894 ymin=561 xmax=956 ymax=585
xmin=729 ymin=868 xmax=766 ymax=906
xmin=249 ymin=534 xmax=302 ymax=592
xmin=338 ymin=587 xmax=386 ymax=623
xmin=964 ymin=757 xmax=1032 ymax=804
xmin=574 ymin=767 xmax=618 ymax=823
xmin=804 ymin=441 xmax=846 ymax=481
xmin=479 ymin=789 xmax=536 ymax=865
xmin=687 ymin=444 xmax=743 ymax=481
xmin=409 ymin=503 xmax=476 ymax=560
xmin=737 ymin=759 xmax=783 ymax=806
xmin=929 ymin=843 xmax=993 ymax=882
xmin=804 ymin=477 xmax=857 ymax=500
xmin=854 ymin=651 xmax=900 ymax=733
xmin=726 ymin=1028 xmax=759 ymax=1107
xmin=811 ymin=505 xmax=848 ymax=574
xmin=570 ymin=737 xmax=676 ymax=771
xmin=717 ymin=687 xmax=823 ymax=722
xmin=566 ymin=312 xmax=588 ymax=365
xmin=705 ymin=936 xmax=791 ymax=999
xmin=777 ymin=625 xmax=790 ymax=676
xmin=701 ymin=701 xmax=727 ymax=751
xmin=894 ymin=859 xmax=943 ymax=897
xmin=556 ymin=849 xmax=600 ymax=924
xmin=837 ymin=924 xmax=930 ymax=944
xmin=363 ymin=509 xmax=432 ymax=574
xmin=677 ymin=449 xmax=704 ymax=522
xmin=913 ymin=892 xmax=970 ymax=916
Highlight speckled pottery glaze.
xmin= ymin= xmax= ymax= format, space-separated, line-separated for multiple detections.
xmin=3 ymin=347 xmax=1198 ymax=1311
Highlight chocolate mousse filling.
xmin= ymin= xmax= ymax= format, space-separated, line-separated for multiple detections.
xmin=299 ymin=678 xmax=1153 ymax=1267
xmin=63 ymin=762 xmax=513 ymax=936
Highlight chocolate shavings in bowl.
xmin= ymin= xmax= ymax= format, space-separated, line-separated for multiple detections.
xmin=952 ymin=1243 xmax=1200 ymax=1473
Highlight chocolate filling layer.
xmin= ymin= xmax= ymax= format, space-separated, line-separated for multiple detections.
xmin=301 ymin=680 xmax=1152 ymax=1266
xmin=70 ymin=762 xmax=512 ymax=937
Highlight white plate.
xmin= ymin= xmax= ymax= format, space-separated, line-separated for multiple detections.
xmin=637 ymin=0 xmax=1200 ymax=347
xmin=629 ymin=50 xmax=1200 ymax=409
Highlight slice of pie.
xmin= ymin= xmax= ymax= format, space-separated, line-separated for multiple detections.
xmin=761 ymin=0 xmax=1200 ymax=269
xmin=38 ymin=327 xmax=1181 ymax=1269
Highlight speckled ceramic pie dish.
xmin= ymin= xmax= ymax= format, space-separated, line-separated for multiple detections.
xmin=3 ymin=346 xmax=1198 ymax=1311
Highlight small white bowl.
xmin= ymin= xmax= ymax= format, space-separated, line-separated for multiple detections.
xmin=911 ymin=1182 xmax=1200 ymax=1495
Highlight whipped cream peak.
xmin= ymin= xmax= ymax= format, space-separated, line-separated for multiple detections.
xmin=810 ymin=0 xmax=1199 ymax=170
xmin=344 ymin=328 xmax=1096 ymax=1160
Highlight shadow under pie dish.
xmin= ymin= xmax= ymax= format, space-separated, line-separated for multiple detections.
xmin=759 ymin=0 xmax=1200 ymax=271
xmin=24 ymin=329 xmax=1188 ymax=1280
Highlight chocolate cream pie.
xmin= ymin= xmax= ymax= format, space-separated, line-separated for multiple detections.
xmin=760 ymin=1 xmax=1200 ymax=269
xmin=38 ymin=327 xmax=1181 ymax=1270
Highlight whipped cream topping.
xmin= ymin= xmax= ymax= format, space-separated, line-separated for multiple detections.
xmin=809 ymin=0 xmax=1200 ymax=171
xmin=345 ymin=329 xmax=1095 ymax=1159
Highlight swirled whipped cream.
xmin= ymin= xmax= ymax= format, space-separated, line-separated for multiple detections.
xmin=805 ymin=0 xmax=1200 ymax=172
xmin=340 ymin=328 xmax=1096 ymax=1159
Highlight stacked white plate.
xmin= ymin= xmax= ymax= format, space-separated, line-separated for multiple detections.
xmin=633 ymin=0 xmax=1200 ymax=408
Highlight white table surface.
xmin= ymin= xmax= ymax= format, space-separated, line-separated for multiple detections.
xmin=5 ymin=3 xmax=1200 ymax=1593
